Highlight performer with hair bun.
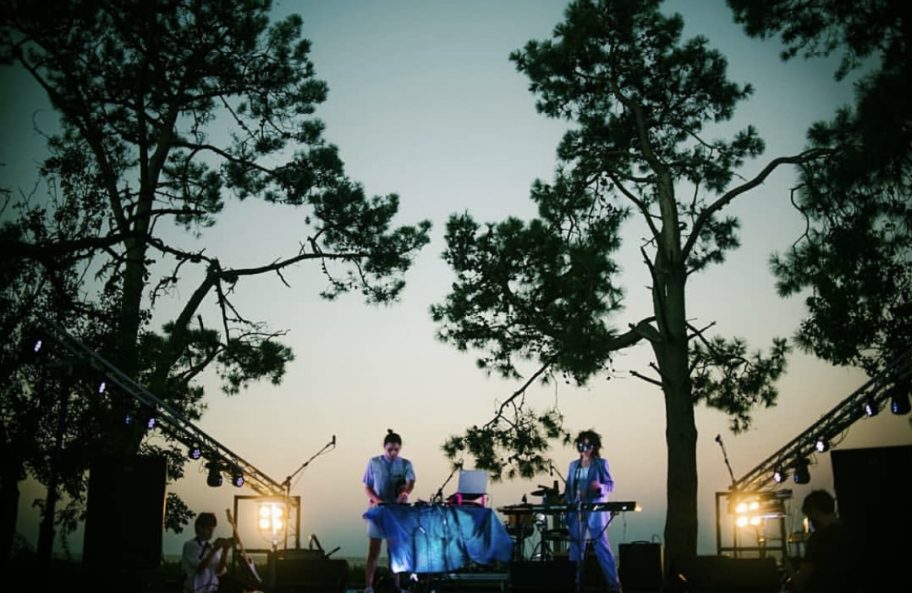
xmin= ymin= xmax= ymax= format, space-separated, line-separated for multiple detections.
xmin=362 ymin=429 xmax=416 ymax=593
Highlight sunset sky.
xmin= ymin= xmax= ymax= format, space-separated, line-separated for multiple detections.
xmin=3 ymin=0 xmax=910 ymax=563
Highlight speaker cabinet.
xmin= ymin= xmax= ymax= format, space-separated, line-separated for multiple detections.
xmin=832 ymin=445 xmax=912 ymax=592
xmin=509 ymin=559 xmax=576 ymax=591
xmin=269 ymin=551 xmax=349 ymax=593
xmin=620 ymin=541 xmax=663 ymax=591
xmin=83 ymin=455 xmax=166 ymax=571
xmin=671 ymin=556 xmax=778 ymax=593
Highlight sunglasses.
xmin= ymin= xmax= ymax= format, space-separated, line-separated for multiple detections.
xmin=576 ymin=442 xmax=594 ymax=452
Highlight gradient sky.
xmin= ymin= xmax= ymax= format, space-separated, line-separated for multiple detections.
xmin=4 ymin=0 xmax=910 ymax=562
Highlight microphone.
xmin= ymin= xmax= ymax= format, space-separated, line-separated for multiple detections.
xmin=714 ymin=434 xmax=722 ymax=444
xmin=549 ymin=461 xmax=554 ymax=477
xmin=331 ymin=435 xmax=336 ymax=447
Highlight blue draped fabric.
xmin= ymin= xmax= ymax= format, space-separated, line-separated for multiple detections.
xmin=363 ymin=504 xmax=513 ymax=573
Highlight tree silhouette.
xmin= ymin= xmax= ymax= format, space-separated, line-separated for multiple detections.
xmin=729 ymin=0 xmax=912 ymax=376
xmin=432 ymin=0 xmax=827 ymax=568
xmin=0 ymin=0 xmax=430 ymax=556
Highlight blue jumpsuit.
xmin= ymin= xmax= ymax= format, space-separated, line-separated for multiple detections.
xmin=565 ymin=456 xmax=620 ymax=591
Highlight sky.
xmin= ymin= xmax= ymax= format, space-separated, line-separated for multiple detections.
xmin=3 ymin=0 xmax=910 ymax=564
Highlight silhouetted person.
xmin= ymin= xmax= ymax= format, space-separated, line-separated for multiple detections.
xmin=362 ymin=429 xmax=415 ymax=593
xmin=786 ymin=489 xmax=859 ymax=593
xmin=182 ymin=512 xmax=233 ymax=593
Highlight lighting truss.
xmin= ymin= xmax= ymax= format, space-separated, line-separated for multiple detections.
xmin=37 ymin=319 xmax=286 ymax=498
xmin=730 ymin=346 xmax=912 ymax=493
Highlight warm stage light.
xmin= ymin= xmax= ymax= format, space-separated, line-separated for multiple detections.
xmin=735 ymin=516 xmax=749 ymax=528
xmin=257 ymin=502 xmax=285 ymax=534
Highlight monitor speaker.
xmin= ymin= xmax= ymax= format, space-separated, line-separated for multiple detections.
xmin=269 ymin=552 xmax=349 ymax=593
xmin=509 ymin=559 xmax=576 ymax=591
xmin=620 ymin=541 xmax=663 ymax=591
xmin=83 ymin=455 xmax=166 ymax=571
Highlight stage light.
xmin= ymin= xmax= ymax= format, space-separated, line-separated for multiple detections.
xmin=257 ymin=502 xmax=285 ymax=533
xmin=230 ymin=469 xmax=245 ymax=488
xmin=188 ymin=444 xmax=202 ymax=460
xmin=793 ymin=458 xmax=811 ymax=484
xmin=862 ymin=394 xmax=879 ymax=417
xmin=97 ymin=379 xmax=108 ymax=395
xmin=890 ymin=386 xmax=911 ymax=415
xmin=773 ymin=466 xmax=788 ymax=483
xmin=206 ymin=461 xmax=223 ymax=487
xmin=21 ymin=326 xmax=48 ymax=359
xmin=815 ymin=436 xmax=830 ymax=453
xmin=146 ymin=417 xmax=156 ymax=429
xmin=124 ymin=413 xmax=134 ymax=425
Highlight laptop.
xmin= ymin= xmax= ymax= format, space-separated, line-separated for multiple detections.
xmin=457 ymin=470 xmax=488 ymax=497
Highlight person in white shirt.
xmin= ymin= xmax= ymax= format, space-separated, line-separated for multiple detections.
xmin=181 ymin=511 xmax=234 ymax=593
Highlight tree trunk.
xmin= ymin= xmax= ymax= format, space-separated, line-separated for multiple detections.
xmin=0 ymin=448 xmax=23 ymax=568
xmin=654 ymin=260 xmax=699 ymax=574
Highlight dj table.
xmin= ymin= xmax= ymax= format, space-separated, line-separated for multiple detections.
xmin=363 ymin=504 xmax=513 ymax=574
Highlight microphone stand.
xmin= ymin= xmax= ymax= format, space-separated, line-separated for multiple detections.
xmin=548 ymin=460 xmax=567 ymax=493
xmin=715 ymin=434 xmax=736 ymax=488
xmin=281 ymin=437 xmax=336 ymax=550
xmin=433 ymin=460 xmax=462 ymax=504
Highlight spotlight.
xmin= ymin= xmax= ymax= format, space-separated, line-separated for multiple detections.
xmin=206 ymin=461 xmax=223 ymax=487
xmin=188 ymin=444 xmax=202 ymax=460
xmin=890 ymin=385 xmax=911 ymax=415
xmin=124 ymin=413 xmax=134 ymax=425
xmin=97 ymin=379 xmax=108 ymax=395
xmin=21 ymin=326 xmax=48 ymax=359
xmin=230 ymin=470 xmax=245 ymax=488
xmin=773 ymin=466 xmax=788 ymax=483
xmin=146 ymin=417 xmax=156 ymax=429
xmin=862 ymin=394 xmax=879 ymax=417
xmin=815 ymin=436 xmax=830 ymax=453
xmin=793 ymin=458 xmax=811 ymax=484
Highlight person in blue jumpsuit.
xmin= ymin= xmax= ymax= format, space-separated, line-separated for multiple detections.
xmin=363 ymin=429 xmax=416 ymax=593
xmin=565 ymin=429 xmax=621 ymax=593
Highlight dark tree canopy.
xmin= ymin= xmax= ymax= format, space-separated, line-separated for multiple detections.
xmin=729 ymin=0 xmax=912 ymax=374
xmin=0 ymin=0 xmax=429 ymax=549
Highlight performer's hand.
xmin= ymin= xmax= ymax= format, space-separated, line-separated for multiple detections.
xmin=397 ymin=491 xmax=409 ymax=503
xmin=589 ymin=480 xmax=601 ymax=492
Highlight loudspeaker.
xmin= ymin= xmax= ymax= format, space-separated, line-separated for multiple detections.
xmin=670 ymin=556 xmax=778 ymax=593
xmin=269 ymin=552 xmax=349 ymax=593
xmin=832 ymin=445 xmax=912 ymax=592
xmin=509 ymin=559 xmax=575 ymax=591
xmin=620 ymin=541 xmax=663 ymax=591
xmin=83 ymin=455 xmax=166 ymax=571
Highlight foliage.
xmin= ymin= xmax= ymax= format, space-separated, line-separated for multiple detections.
xmin=729 ymin=0 xmax=912 ymax=372
xmin=0 ymin=0 xmax=429 ymax=543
